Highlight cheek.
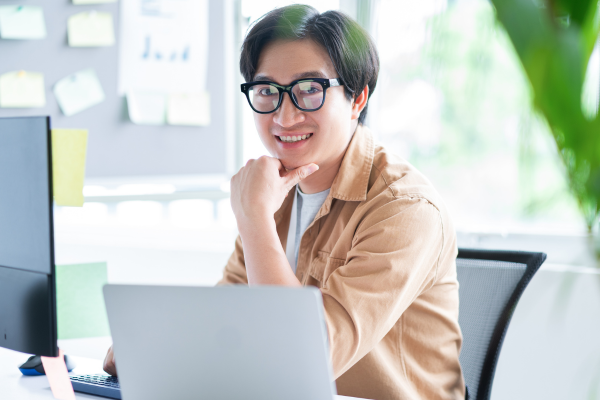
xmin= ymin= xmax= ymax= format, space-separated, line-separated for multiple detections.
xmin=323 ymin=92 xmax=353 ymax=119
xmin=317 ymin=95 xmax=353 ymax=131
xmin=254 ymin=114 xmax=272 ymax=141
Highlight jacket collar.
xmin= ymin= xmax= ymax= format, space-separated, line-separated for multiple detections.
xmin=330 ymin=124 xmax=375 ymax=202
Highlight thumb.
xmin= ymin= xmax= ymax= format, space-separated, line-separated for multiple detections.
xmin=284 ymin=163 xmax=319 ymax=188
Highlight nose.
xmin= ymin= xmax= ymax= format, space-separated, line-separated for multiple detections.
xmin=273 ymin=92 xmax=305 ymax=127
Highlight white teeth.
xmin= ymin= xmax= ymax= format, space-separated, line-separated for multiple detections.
xmin=279 ymin=133 xmax=311 ymax=142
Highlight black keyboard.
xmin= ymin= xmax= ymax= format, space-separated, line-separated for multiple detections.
xmin=70 ymin=374 xmax=122 ymax=399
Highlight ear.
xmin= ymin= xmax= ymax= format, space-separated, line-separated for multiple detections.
xmin=351 ymin=85 xmax=369 ymax=121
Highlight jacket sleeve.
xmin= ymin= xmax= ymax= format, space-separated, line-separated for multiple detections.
xmin=217 ymin=235 xmax=249 ymax=285
xmin=320 ymin=196 xmax=445 ymax=378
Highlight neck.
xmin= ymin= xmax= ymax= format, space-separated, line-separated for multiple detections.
xmin=298 ymin=153 xmax=343 ymax=194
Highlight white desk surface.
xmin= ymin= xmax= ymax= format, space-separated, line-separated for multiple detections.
xmin=0 ymin=340 xmax=365 ymax=400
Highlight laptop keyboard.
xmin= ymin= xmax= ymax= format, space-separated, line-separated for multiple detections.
xmin=70 ymin=374 xmax=121 ymax=399
xmin=71 ymin=374 xmax=120 ymax=387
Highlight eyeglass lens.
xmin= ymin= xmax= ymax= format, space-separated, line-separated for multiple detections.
xmin=248 ymin=81 xmax=324 ymax=113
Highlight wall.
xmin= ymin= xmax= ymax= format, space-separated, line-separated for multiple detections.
xmin=0 ymin=0 xmax=237 ymax=178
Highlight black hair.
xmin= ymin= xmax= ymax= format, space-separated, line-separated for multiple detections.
xmin=240 ymin=4 xmax=379 ymax=125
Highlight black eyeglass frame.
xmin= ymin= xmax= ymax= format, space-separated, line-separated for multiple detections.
xmin=240 ymin=78 xmax=343 ymax=114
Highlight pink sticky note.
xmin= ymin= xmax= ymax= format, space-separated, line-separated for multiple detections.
xmin=41 ymin=349 xmax=76 ymax=400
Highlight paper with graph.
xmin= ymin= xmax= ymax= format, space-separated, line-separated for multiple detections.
xmin=118 ymin=0 xmax=209 ymax=126
xmin=118 ymin=0 xmax=208 ymax=95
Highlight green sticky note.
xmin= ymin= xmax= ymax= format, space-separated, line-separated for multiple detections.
xmin=56 ymin=262 xmax=110 ymax=340
xmin=54 ymin=69 xmax=105 ymax=116
xmin=51 ymin=129 xmax=88 ymax=207
xmin=0 ymin=5 xmax=47 ymax=39
xmin=167 ymin=92 xmax=211 ymax=126
xmin=0 ymin=70 xmax=46 ymax=108
xmin=68 ymin=11 xmax=115 ymax=47
xmin=127 ymin=92 xmax=167 ymax=125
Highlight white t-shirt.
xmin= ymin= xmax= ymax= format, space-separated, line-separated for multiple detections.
xmin=285 ymin=185 xmax=330 ymax=272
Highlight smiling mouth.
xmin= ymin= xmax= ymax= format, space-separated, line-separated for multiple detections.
xmin=276 ymin=133 xmax=313 ymax=143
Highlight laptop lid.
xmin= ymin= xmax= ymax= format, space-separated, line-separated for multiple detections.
xmin=103 ymin=285 xmax=337 ymax=400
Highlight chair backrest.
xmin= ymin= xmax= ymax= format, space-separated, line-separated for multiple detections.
xmin=456 ymin=249 xmax=546 ymax=400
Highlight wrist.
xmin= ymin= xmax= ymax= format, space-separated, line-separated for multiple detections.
xmin=236 ymin=213 xmax=276 ymax=237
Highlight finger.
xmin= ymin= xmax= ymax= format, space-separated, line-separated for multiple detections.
xmin=275 ymin=158 xmax=286 ymax=171
xmin=277 ymin=159 xmax=288 ymax=177
xmin=104 ymin=358 xmax=117 ymax=376
xmin=283 ymin=163 xmax=319 ymax=188
xmin=103 ymin=346 xmax=117 ymax=376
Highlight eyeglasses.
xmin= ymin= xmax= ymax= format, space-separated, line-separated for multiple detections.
xmin=240 ymin=78 xmax=343 ymax=114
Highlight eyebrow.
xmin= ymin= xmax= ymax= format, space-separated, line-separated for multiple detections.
xmin=253 ymin=70 xmax=328 ymax=83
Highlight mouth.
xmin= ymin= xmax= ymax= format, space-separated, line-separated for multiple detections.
xmin=276 ymin=133 xmax=313 ymax=143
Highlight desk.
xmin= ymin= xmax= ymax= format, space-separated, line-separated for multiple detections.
xmin=0 ymin=343 xmax=366 ymax=400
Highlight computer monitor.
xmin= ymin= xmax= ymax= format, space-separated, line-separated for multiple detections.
xmin=0 ymin=116 xmax=58 ymax=357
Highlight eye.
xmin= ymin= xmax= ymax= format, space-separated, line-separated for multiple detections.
xmin=297 ymin=81 xmax=322 ymax=95
xmin=256 ymin=86 xmax=279 ymax=96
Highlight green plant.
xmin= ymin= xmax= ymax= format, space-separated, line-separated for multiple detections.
xmin=491 ymin=0 xmax=600 ymax=243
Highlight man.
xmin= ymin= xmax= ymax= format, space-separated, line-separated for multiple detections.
xmin=105 ymin=5 xmax=465 ymax=399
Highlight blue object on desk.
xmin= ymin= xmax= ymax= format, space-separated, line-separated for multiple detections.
xmin=18 ymin=355 xmax=75 ymax=376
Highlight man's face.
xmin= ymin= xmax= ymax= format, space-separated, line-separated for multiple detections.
xmin=252 ymin=39 xmax=357 ymax=171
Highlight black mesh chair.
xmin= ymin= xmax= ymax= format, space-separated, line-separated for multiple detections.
xmin=456 ymin=249 xmax=547 ymax=400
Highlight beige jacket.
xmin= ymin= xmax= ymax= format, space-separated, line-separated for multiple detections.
xmin=219 ymin=125 xmax=465 ymax=400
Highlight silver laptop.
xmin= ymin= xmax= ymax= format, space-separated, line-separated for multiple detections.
xmin=101 ymin=284 xmax=337 ymax=400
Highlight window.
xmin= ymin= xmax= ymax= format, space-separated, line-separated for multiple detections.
xmin=373 ymin=0 xmax=586 ymax=234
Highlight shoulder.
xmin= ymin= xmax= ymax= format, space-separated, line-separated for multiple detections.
xmin=360 ymin=141 xmax=457 ymax=256
xmin=351 ymin=140 xmax=458 ymax=279
xmin=367 ymin=142 xmax=447 ymax=213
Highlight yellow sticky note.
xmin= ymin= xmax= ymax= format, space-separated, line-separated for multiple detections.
xmin=0 ymin=70 xmax=46 ymax=108
xmin=68 ymin=11 xmax=115 ymax=47
xmin=167 ymin=92 xmax=210 ymax=126
xmin=51 ymin=129 xmax=88 ymax=207
xmin=0 ymin=5 xmax=46 ymax=39
xmin=41 ymin=349 xmax=76 ymax=400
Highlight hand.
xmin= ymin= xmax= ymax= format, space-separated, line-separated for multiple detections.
xmin=230 ymin=156 xmax=318 ymax=226
xmin=103 ymin=345 xmax=117 ymax=376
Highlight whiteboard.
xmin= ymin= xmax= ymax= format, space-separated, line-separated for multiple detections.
xmin=0 ymin=0 xmax=236 ymax=178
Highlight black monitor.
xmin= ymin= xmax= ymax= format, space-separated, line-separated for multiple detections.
xmin=0 ymin=116 xmax=58 ymax=357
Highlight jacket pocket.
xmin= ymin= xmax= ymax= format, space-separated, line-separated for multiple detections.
xmin=308 ymin=251 xmax=346 ymax=288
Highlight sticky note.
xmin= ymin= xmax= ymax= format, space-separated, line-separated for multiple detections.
xmin=0 ymin=71 xmax=46 ymax=108
xmin=51 ymin=129 xmax=88 ymax=207
xmin=127 ymin=92 xmax=166 ymax=125
xmin=167 ymin=92 xmax=210 ymax=126
xmin=54 ymin=69 xmax=105 ymax=116
xmin=68 ymin=11 xmax=115 ymax=47
xmin=0 ymin=5 xmax=46 ymax=39
xmin=41 ymin=349 xmax=76 ymax=400
xmin=73 ymin=0 xmax=116 ymax=4
xmin=56 ymin=262 xmax=110 ymax=339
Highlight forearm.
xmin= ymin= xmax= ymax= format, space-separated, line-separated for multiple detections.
xmin=238 ymin=217 xmax=301 ymax=287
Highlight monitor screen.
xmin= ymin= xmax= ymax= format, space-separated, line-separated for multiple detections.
xmin=0 ymin=116 xmax=58 ymax=357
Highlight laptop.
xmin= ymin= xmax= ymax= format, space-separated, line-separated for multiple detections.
xmin=71 ymin=285 xmax=337 ymax=400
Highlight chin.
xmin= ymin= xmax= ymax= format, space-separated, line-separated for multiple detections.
xmin=280 ymin=160 xmax=301 ymax=171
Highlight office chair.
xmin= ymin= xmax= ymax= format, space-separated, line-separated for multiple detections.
xmin=456 ymin=249 xmax=546 ymax=400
